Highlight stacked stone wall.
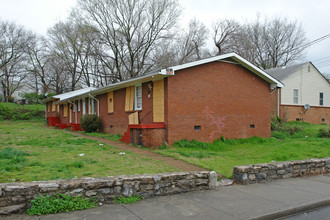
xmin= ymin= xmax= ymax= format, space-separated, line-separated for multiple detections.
xmin=0 ymin=171 xmax=217 ymax=215
xmin=233 ymin=158 xmax=330 ymax=184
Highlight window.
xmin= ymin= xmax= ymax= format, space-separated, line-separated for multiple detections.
xmin=82 ymin=100 xmax=86 ymax=115
xmin=125 ymin=86 xmax=134 ymax=111
xmin=63 ymin=104 xmax=68 ymax=117
xmin=52 ymin=101 xmax=56 ymax=112
xmin=293 ymin=89 xmax=299 ymax=104
xmin=107 ymin=91 xmax=114 ymax=113
xmin=308 ymin=66 xmax=310 ymax=72
xmin=320 ymin=92 xmax=324 ymax=106
xmin=89 ymin=98 xmax=96 ymax=114
xmin=135 ymin=85 xmax=142 ymax=110
xmin=78 ymin=100 xmax=80 ymax=112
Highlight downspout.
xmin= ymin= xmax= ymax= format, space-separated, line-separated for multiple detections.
xmin=88 ymin=94 xmax=99 ymax=117
xmin=270 ymin=86 xmax=280 ymax=117
xmin=68 ymin=100 xmax=77 ymax=124
xmin=277 ymin=88 xmax=280 ymax=117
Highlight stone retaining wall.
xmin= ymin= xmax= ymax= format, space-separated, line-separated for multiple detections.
xmin=0 ymin=171 xmax=217 ymax=215
xmin=233 ymin=158 xmax=330 ymax=185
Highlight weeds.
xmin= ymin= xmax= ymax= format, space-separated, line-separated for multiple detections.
xmin=156 ymin=121 xmax=330 ymax=178
xmin=113 ymin=195 xmax=143 ymax=204
xmin=318 ymin=127 xmax=330 ymax=138
xmin=26 ymin=194 xmax=98 ymax=215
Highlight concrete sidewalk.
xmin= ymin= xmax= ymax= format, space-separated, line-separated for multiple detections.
xmin=4 ymin=174 xmax=330 ymax=220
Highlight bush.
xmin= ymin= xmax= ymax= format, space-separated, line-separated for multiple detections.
xmin=26 ymin=194 xmax=97 ymax=215
xmin=0 ymin=103 xmax=11 ymax=120
xmin=318 ymin=128 xmax=330 ymax=138
xmin=0 ymin=103 xmax=44 ymax=120
xmin=271 ymin=116 xmax=283 ymax=131
xmin=80 ymin=114 xmax=102 ymax=133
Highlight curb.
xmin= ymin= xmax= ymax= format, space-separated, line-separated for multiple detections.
xmin=249 ymin=198 xmax=330 ymax=220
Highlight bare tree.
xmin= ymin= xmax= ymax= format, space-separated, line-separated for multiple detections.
xmin=212 ymin=19 xmax=240 ymax=55
xmin=212 ymin=17 xmax=307 ymax=69
xmin=47 ymin=21 xmax=85 ymax=91
xmin=0 ymin=20 xmax=30 ymax=102
xmin=258 ymin=17 xmax=306 ymax=69
xmin=26 ymin=34 xmax=52 ymax=95
xmin=153 ymin=18 xmax=210 ymax=68
xmin=73 ymin=0 xmax=182 ymax=81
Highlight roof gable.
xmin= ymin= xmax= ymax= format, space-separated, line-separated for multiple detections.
xmin=266 ymin=62 xmax=330 ymax=85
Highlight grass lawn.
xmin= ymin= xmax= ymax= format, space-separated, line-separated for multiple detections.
xmin=156 ymin=121 xmax=330 ymax=178
xmin=0 ymin=120 xmax=179 ymax=183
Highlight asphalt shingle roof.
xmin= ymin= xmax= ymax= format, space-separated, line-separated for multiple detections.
xmin=265 ymin=62 xmax=309 ymax=81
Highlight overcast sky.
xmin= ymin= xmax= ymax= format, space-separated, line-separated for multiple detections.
xmin=1 ymin=0 xmax=329 ymax=73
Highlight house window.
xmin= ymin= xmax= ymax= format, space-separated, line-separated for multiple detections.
xmin=78 ymin=100 xmax=80 ymax=112
xmin=107 ymin=91 xmax=114 ymax=113
xmin=63 ymin=104 xmax=68 ymax=117
xmin=308 ymin=66 xmax=310 ymax=72
xmin=320 ymin=92 xmax=324 ymax=106
xmin=52 ymin=101 xmax=56 ymax=112
xmin=293 ymin=89 xmax=299 ymax=104
xmin=82 ymin=100 xmax=86 ymax=115
xmin=89 ymin=98 xmax=96 ymax=114
xmin=135 ymin=85 xmax=142 ymax=110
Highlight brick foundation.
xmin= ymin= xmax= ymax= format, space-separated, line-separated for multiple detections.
xmin=281 ymin=105 xmax=330 ymax=124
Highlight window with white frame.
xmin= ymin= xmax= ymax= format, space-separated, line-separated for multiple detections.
xmin=293 ymin=89 xmax=299 ymax=104
xmin=78 ymin=100 xmax=81 ymax=112
xmin=320 ymin=92 xmax=324 ymax=106
xmin=135 ymin=85 xmax=142 ymax=110
xmin=82 ymin=100 xmax=86 ymax=115
xmin=89 ymin=98 xmax=96 ymax=114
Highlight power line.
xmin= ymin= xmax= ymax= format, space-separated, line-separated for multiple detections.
xmin=300 ymin=34 xmax=330 ymax=50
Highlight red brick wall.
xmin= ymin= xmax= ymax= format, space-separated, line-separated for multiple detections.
xmin=166 ymin=61 xmax=272 ymax=145
xmin=281 ymin=105 xmax=330 ymax=124
xmin=97 ymin=82 xmax=154 ymax=134
xmin=46 ymin=102 xmax=58 ymax=117
xmin=130 ymin=128 xmax=165 ymax=148
xmin=141 ymin=128 xmax=165 ymax=148
xmin=59 ymin=104 xmax=69 ymax=124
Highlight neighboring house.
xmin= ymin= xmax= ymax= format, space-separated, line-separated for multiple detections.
xmin=45 ymin=87 xmax=96 ymax=128
xmin=11 ymin=83 xmax=35 ymax=101
xmin=0 ymin=82 xmax=34 ymax=102
xmin=45 ymin=53 xmax=283 ymax=147
xmin=266 ymin=62 xmax=330 ymax=124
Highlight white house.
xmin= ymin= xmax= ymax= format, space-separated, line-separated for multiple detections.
xmin=266 ymin=62 xmax=330 ymax=124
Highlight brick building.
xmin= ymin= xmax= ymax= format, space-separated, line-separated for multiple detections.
xmin=45 ymin=53 xmax=283 ymax=147
xmin=266 ymin=62 xmax=330 ymax=124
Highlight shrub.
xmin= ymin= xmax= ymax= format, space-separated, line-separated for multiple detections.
xmin=271 ymin=116 xmax=283 ymax=131
xmin=26 ymin=194 xmax=97 ymax=215
xmin=80 ymin=114 xmax=102 ymax=133
xmin=0 ymin=103 xmax=44 ymax=120
xmin=0 ymin=103 xmax=11 ymax=120
xmin=318 ymin=128 xmax=330 ymax=138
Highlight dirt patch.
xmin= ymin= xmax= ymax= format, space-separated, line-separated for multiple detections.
xmin=65 ymin=131 xmax=208 ymax=172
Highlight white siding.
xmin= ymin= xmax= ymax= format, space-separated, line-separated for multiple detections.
xmin=281 ymin=64 xmax=330 ymax=107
